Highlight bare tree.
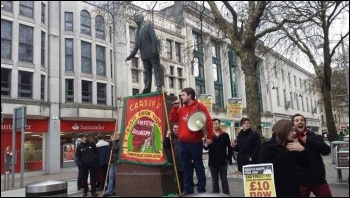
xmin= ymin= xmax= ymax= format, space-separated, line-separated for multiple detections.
xmin=206 ymin=1 xmax=317 ymax=137
xmin=274 ymin=1 xmax=349 ymax=141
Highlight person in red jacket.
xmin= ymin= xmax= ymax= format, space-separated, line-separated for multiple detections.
xmin=169 ymin=87 xmax=214 ymax=195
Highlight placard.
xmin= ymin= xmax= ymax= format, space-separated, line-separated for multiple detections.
xmin=243 ymin=163 xmax=276 ymax=197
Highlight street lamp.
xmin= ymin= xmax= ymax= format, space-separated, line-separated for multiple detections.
xmin=266 ymin=81 xmax=276 ymax=94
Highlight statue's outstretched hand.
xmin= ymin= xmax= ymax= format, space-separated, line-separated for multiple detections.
xmin=125 ymin=56 xmax=131 ymax=61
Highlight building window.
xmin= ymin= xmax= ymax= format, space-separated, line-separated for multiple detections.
xmin=96 ymin=45 xmax=106 ymax=76
xmin=18 ymin=71 xmax=33 ymax=98
xmin=281 ymin=69 xmax=284 ymax=81
xmin=192 ymin=32 xmax=205 ymax=94
xmin=41 ymin=3 xmax=46 ymax=24
xmin=65 ymin=39 xmax=74 ymax=71
xmin=41 ymin=31 xmax=45 ymax=67
xmin=294 ymin=75 xmax=297 ymax=87
xmin=192 ymin=32 xmax=202 ymax=51
xmin=129 ymin=27 xmax=136 ymax=51
xmin=65 ymin=79 xmax=74 ymax=102
xmin=296 ymin=95 xmax=300 ymax=110
xmin=2 ymin=1 xmax=12 ymax=12
xmin=81 ymin=80 xmax=92 ymax=103
xmin=41 ymin=75 xmax=45 ymax=100
xmin=1 ymin=68 xmax=11 ymax=96
xmin=299 ymin=78 xmax=302 ymax=89
xmin=132 ymin=89 xmax=139 ymax=96
xmin=290 ymin=92 xmax=294 ymax=109
xmin=177 ymin=68 xmax=183 ymax=90
xmin=65 ymin=12 xmax=73 ymax=31
xmin=97 ymin=83 xmax=106 ymax=105
xmin=276 ymin=87 xmax=280 ymax=106
xmin=111 ymin=85 xmax=114 ymax=107
xmin=215 ymin=88 xmax=223 ymax=108
xmin=1 ymin=19 xmax=12 ymax=59
xmin=229 ymin=50 xmax=238 ymax=97
xmin=211 ymin=42 xmax=220 ymax=58
xmin=288 ymin=72 xmax=291 ymax=84
xmin=131 ymin=58 xmax=139 ymax=83
xmin=306 ymin=97 xmax=309 ymax=112
xmin=19 ymin=1 xmax=34 ymax=18
xmin=274 ymin=66 xmax=278 ymax=78
xmin=110 ymin=50 xmax=113 ymax=79
xmin=301 ymin=96 xmax=305 ymax=111
xmin=95 ymin=15 xmax=105 ymax=40
xmin=81 ymin=41 xmax=91 ymax=73
xmin=80 ymin=10 xmax=91 ymax=35
xmin=321 ymin=115 xmax=324 ymax=124
xmin=175 ymin=42 xmax=181 ymax=62
xmin=166 ymin=39 xmax=172 ymax=59
xmin=19 ymin=24 xmax=33 ymax=63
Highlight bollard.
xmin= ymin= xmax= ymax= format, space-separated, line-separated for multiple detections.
xmin=25 ymin=180 xmax=67 ymax=197
xmin=4 ymin=171 xmax=10 ymax=191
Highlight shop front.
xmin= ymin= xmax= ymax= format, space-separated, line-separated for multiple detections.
xmin=60 ymin=120 xmax=116 ymax=168
xmin=1 ymin=119 xmax=48 ymax=174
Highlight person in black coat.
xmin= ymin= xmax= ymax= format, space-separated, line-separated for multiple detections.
xmin=292 ymin=114 xmax=332 ymax=197
xmin=231 ymin=117 xmax=261 ymax=172
xmin=125 ymin=13 xmax=163 ymax=93
xmin=258 ymin=119 xmax=309 ymax=197
xmin=203 ymin=118 xmax=231 ymax=195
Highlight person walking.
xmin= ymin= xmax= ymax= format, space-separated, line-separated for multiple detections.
xmin=96 ymin=134 xmax=110 ymax=191
xmin=125 ymin=12 xmax=163 ymax=93
xmin=292 ymin=114 xmax=333 ymax=197
xmin=75 ymin=135 xmax=83 ymax=191
xmin=103 ymin=133 xmax=120 ymax=197
xmin=203 ymin=118 xmax=231 ymax=195
xmin=169 ymin=87 xmax=214 ymax=195
xmin=76 ymin=133 xmax=99 ymax=197
xmin=163 ymin=123 xmax=184 ymax=193
xmin=231 ymin=117 xmax=261 ymax=172
xmin=258 ymin=119 xmax=309 ymax=197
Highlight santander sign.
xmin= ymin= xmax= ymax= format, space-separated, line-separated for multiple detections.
xmin=71 ymin=123 xmax=105 ymax=131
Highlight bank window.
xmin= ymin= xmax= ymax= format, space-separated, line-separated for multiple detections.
xmin=81 ymin=41 xmax=91 ymax=73
xmin=65 ymin=12 xmax=73 ymax=31
xmin=96 ymin=45 xmax=106 ymax=76
xmin=65 ymin=39 xmax=74 ymax=71
xmin=65 ymin=79 xmax=74 ymax=102
xmin=95 ymin=15 xmax=105 ymax=40
xmin=41 ymin=31 xmax=45 ymax=67
xmin=19 ymin=24 xmax=34 ymax=63
xmin=18 ymin=71 xmax=33 ymax=98
xmin=81 ymin=80 xmax=92 ymax=103
xmin=1 ymin=68 xmax=11 ymax=96
xmin=41 ymin=75 xmax=45 ymax=100
xmin=19 ymin=1 xmax=34 ymax=18
xmin=97 ymin=83 xmax=106 ymax=105
xmin=80 ymin=10 xmax=91 ymax=35
xmin=1 ymin=19 xmax=12 ymax=59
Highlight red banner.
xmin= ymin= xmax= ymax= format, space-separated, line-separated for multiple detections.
xmin=118 ymin=92 xmax=167 ymax=165
xmin=1 ymin=119 xmax=48 ymax=133
xmin=60 ymin=120 xmax=115 ymax=132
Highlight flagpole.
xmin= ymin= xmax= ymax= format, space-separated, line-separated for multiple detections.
xmin=161 ymin=88 xmax=181 ymax=195
xmin=102 ymin=97 xmax=123 ymax=195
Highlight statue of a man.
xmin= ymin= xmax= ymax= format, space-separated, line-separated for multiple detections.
xmin=126 ymin=13 xmax=164 ymax=94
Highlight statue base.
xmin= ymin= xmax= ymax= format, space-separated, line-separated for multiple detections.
xmin=115 ymin=163 xmax=178 ymax=197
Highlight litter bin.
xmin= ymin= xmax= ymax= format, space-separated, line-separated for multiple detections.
xmin=25 ymin=180 xmax=67 ymax=197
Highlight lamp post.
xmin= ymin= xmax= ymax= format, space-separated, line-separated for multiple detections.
xmin=266 ymin=81 xmax=276 ymax=94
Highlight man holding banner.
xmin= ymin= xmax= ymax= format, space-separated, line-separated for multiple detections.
xmin=169 ymin=87 xmax=214 ymax=195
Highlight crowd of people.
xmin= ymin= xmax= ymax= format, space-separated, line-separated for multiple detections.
xmin=74 ymin=86 xmax=332 ymax=197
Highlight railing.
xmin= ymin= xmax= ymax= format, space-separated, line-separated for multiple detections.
xmin=335 ymin=145 xmax=349 ymax=182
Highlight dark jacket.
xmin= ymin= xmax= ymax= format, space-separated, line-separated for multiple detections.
xmin=76 ymin=140 xmax=98 ymax=166
xmin=96 ymin=139 xmax=110 ymax=167
xmin=258 ymin=136 xmax=309 ymax=197
xmin=163 ymin=133 xmax=182 ymax=170
xmin=233 ymin=128 xmax=261 ymax=170
xmin=204 ymin=131 xmax=232 ymax=167
xmin=109 ymin=139 xmax=120 ymax=164
xmin=297 ymin=130 xmax=331 ymax=185
xmin=129 ymin=22 xmax=159 ymax=60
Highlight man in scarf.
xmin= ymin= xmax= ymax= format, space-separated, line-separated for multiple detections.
xmin=292 ymin=113 xmax=332 ymax=197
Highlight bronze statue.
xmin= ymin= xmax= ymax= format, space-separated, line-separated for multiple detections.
xmin=126 ymin=13 xmax=164 ymax=94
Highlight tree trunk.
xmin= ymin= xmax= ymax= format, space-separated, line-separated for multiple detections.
xmin=321 ymin=83 xmax=337 ymax=142
xmin=241 ymin=51 xmax=262 ymax=139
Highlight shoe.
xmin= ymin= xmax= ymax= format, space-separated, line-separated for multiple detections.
xmin=91 ymin=192 xmax=98 ymax=197
xmin=83 ymin=193 xmax=87 ymax=197
xmin=103 ymin=193 xmax=114 ymax=197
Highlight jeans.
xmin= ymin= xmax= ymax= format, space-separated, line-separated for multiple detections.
xmin=209 ymin=163 xmax=229 ymax=194
xmin=105 ymin=164 xmax=116 ymax=195
xmin=299 ymin=183 xmax=332 ymax=197
xmin=180 ymin=142 xmax=206 ymax=194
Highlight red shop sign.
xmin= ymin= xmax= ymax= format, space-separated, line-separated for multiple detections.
xmin=61 ymin=120 xmax=115 ymax=132
xmin=1 ymin=119 xmax=48 ymax=133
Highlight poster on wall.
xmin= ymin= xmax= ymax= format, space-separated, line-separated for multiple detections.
xmin=243 ymin=163 xmax=276 ymax=197
xmin=118 ymin=92 xmax=168 ymax=166
xmin=63 ymin=144 xmax=75 ymax=162
xmin=198 ymin=94 xmax=212 ymax=113
xmin=226 ymin=98 xmax=243 ymax=119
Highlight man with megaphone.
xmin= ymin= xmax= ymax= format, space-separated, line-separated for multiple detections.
xmin=169 ymin=87 xmax=214 ymax=195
